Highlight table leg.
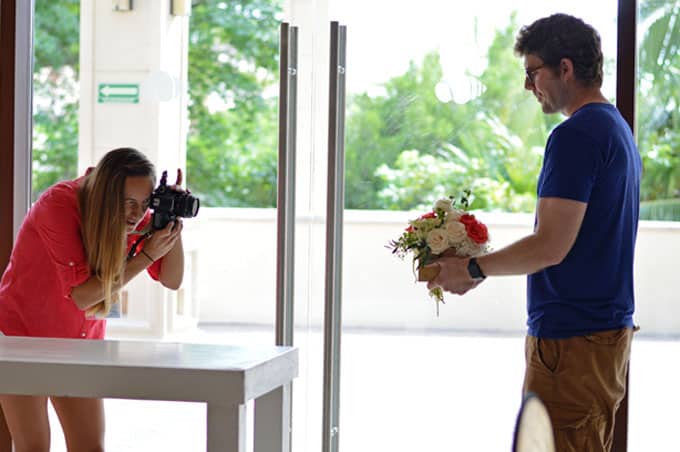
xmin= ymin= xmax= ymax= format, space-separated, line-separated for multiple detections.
xmin=254 ymin=383 xmax=292 ymax=452
xmin=207 ymin=402 xmax=246 ymax=452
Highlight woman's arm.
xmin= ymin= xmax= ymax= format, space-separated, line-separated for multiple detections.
xmin=142 ymin=219 xmax=184 ymax=290
xmin=157 ymin=232 xmax=184 ymax=290
xmin=70 ymin=219 xmax=184 ymax=311
xmin=70 ymin=253 xmax=154 ymax=311
xmin=154 ymin=169 xmax=186 ymax=289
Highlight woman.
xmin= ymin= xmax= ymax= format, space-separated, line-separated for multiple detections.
xmin=0 ymin=148 xmax=185 ymax=452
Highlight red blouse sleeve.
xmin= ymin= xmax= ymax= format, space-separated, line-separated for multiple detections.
xmin=30 ymin=182 xmax=91 ymax=299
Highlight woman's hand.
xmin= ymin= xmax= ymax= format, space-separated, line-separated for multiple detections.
xmin=142 ymin=218 xmax=183 ymax=261
xmin=143 ymin=168 xmax=188 ymax=260
xmin=168 ymin=168 xmax=189 ymax=194
xmin=146 ymin=167 xmax=187 ymax=289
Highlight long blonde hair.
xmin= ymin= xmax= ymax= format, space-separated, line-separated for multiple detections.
xmin=78 ymin=148 xmax=155 ymax=317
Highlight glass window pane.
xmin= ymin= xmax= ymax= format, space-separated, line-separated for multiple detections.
xmin=32 ymin=0 xmax=80 ymax=202
xmin=29 ymin=2 xmax=285 ymax=450
xmin=186 ymin=0 xmax=282 ymax=208
xmin=637 ymin=0 xmax=680 ymax=222
xmin=332 ymin=1 xmax=618 ymax=450
xmin=631 ymin=1 xmax=680 ymax=450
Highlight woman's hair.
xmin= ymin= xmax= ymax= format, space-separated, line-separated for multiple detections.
xmin=514 ymin=13 xmax=604 ymax=88
xmin=78 ymin=148 xmax=156 ymax=317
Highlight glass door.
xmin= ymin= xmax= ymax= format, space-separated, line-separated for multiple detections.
xmin=21 ymin=0 xmax=680 ymax=451
xmin=29 ymin=1 xmax=287 ymax=450
xmin=28 ymin=1 xmax=332 ymax=450
xmin=629 ymin=1 xmax=680 ymax=450
xmin=325 ymin=1 xmax=619 ymax=451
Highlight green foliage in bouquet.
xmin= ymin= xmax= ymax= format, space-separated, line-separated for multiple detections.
xmin=388 ymin=190 xmax=491 ymax=314
xmin=388 ymin=190 xmax=473 ymax=269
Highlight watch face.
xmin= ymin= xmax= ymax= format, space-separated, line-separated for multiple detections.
xmin=468 ymin=258 xmax=485 ymax=280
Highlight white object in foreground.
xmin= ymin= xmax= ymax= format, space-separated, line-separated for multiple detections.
xmin=0 ymin=336 xmax=297 ymax=452
xmin=513 ymin=392 xmax=555 ymax=452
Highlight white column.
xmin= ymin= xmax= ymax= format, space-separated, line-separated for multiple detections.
xmin=79 ymin=1 xmax=188 ymax=171
xmin=79 ymin=2 xmax=190 ymax=338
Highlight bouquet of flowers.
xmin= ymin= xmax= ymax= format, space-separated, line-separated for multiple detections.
xmin=388 ymin=190 xmax=490 ymax=313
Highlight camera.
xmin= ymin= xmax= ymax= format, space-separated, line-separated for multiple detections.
xmin=150 ymin=170 xmax=200 ymax=230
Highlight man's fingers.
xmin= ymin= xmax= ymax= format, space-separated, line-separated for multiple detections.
xmin=175 ymin=168 xmax=183 ymax=187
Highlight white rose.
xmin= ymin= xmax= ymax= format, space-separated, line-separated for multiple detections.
xmin=447 ymin=208 xmax=464 ymax=221
xmin=434 ymin=198 xmax=453 ymax=213
xmin=456 ymin=238 xmax=482 ymax=257
xmin=426 ymin=228 xmax=449 ymax=255
xmin=445 ymin=219 xmax=467 ymax=245
xmin=409 ymin=220 xmax=429 ymax=240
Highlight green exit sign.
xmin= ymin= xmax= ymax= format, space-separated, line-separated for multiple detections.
xmin=98 ymin=83 xmax=140 ymax=104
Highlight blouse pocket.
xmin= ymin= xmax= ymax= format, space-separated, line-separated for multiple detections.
xmin=54 ymin=260 xmax=91 ymax=300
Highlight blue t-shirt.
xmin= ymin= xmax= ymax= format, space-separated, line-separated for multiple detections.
xmin=527 ymin=103 xmax=642 ymax=339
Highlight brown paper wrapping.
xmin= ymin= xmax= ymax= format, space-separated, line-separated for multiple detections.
xmin=417 ymin=264 xmax=440 ymax=282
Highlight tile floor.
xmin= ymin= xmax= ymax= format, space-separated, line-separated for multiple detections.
xmin=41 ymin=327 xmax=679 ymax=451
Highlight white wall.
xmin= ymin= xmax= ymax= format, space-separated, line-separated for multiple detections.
xmin=79 ymin=1 xmax=189 ymax=172
xmin=79 ymin=3 xmax=191 ymax=338
xmin=188 ymin=209 xmax=680 ymax=336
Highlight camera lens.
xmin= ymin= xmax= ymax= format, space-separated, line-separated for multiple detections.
xmin=175 ymin=193 xmax=200 ymax=218
xmin=190 ymin=197 xmax=199 ymax=216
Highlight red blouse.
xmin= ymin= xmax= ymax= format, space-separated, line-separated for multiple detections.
xmin=0 ymin=176 xmax=161 ymax=339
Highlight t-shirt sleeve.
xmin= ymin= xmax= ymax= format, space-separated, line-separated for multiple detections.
xmin=31 ymin=184 xmax=91 ymax=299
xmin=538 ymin=126 xmax=601 ymax=203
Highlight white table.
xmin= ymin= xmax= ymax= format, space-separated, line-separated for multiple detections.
xmin=0 ymin=336 xmax=297 ymax=452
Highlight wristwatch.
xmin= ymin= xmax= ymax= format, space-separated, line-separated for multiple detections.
xmin=467 ymin=257 xmax=486 ymax=281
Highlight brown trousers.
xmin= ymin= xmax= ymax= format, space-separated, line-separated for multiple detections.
xmin=523 ymin=328 xmax=634 ymax=452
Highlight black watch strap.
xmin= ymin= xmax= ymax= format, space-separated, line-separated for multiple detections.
xmin=467 ymin=257 xmax=486 ymax=281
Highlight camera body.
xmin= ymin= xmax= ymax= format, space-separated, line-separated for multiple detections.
xmin=150 ymin=170 xmax=200 ymax=230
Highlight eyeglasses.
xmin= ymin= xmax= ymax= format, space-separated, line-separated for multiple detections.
xmin=525 ymin=64 xmax=546 ymax=85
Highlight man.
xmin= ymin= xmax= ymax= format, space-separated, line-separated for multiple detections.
xmin=428 ymin=14 xmax=641 ymax=452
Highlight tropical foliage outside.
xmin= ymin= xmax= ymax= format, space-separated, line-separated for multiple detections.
xmin=32 ymin=0 xmax=679 ymax=219
xmin=637 ymin=0 xmax=680 ymax=219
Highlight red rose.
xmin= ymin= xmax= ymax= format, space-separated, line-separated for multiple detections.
xmin=459 ymin=214 xmax=477 ymax=225
xmin=464 ymin=220 xmax=489 ymax=244
xmin=419 ymin=211 xmax=437 ymax=220
xmin=405 ymin=225 xmax=414 ymax=232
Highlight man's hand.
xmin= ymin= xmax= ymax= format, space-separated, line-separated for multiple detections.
xmin=426 ymin=256 xmax=483 ymax=295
